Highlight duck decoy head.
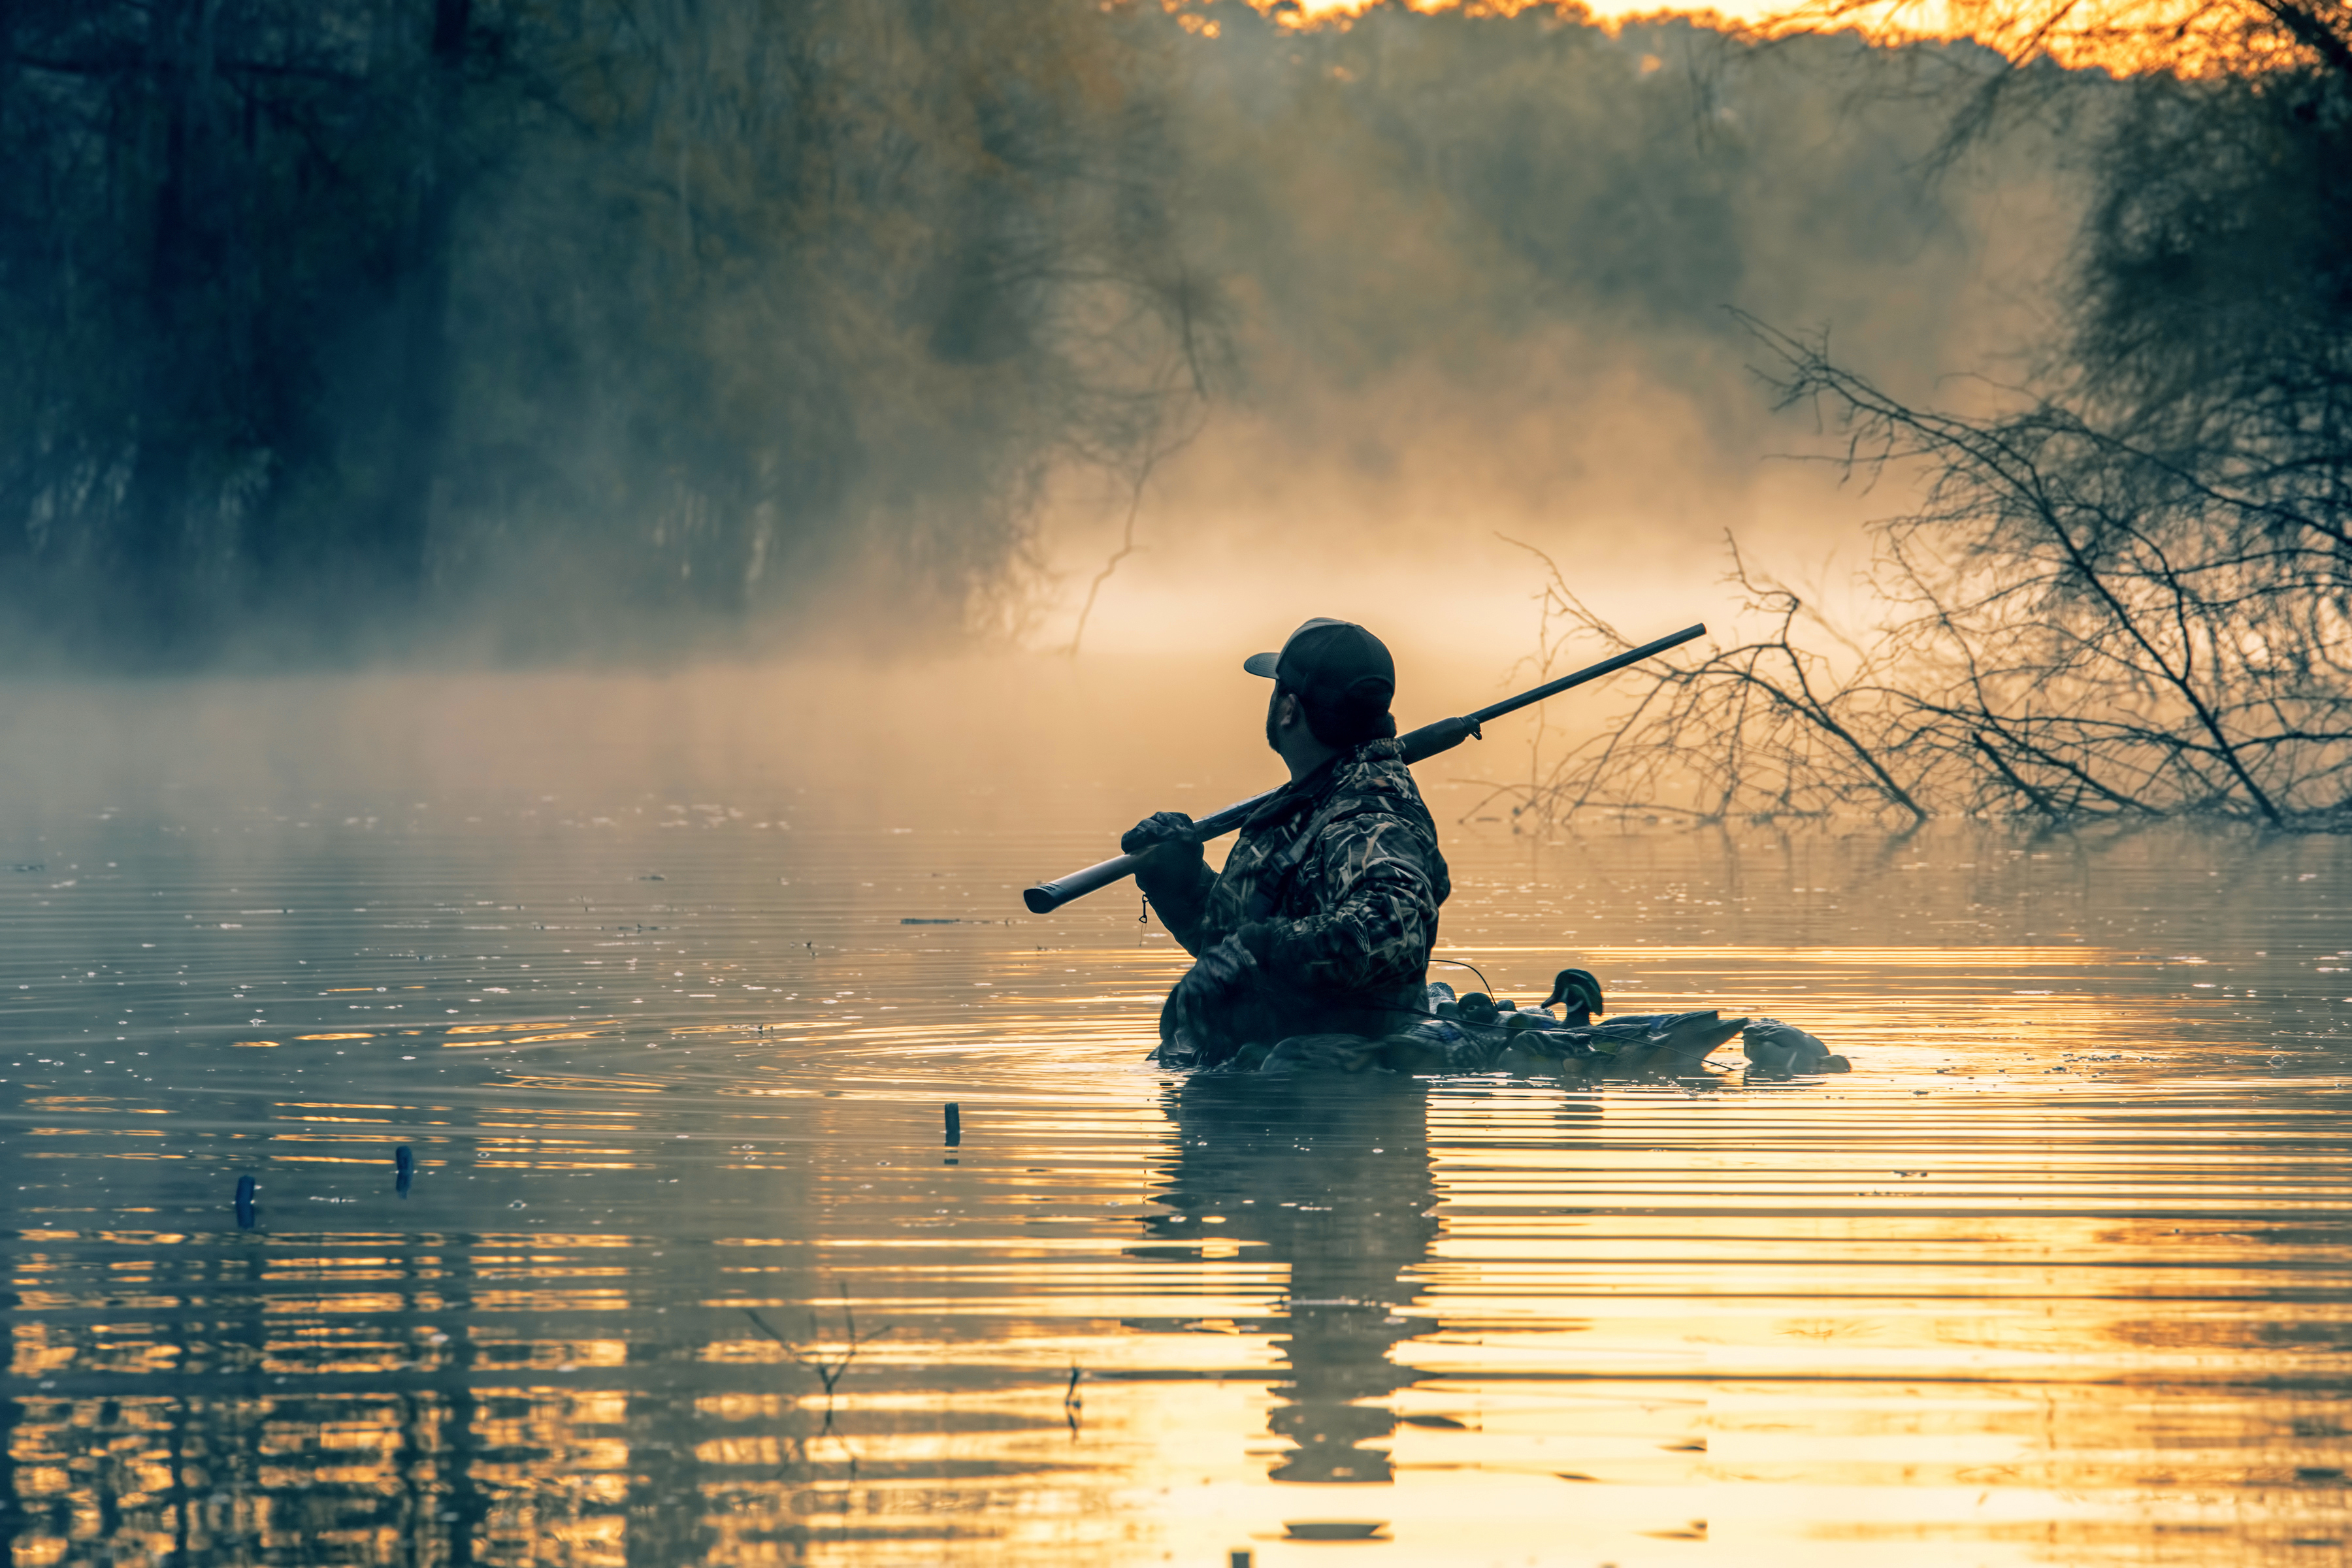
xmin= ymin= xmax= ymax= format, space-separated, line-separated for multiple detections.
xmin=1541 ymin=968 xmax=1605 ymax=1026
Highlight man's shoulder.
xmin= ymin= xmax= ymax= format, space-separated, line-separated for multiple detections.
xmin=1322 ymin=739 xmax=1433 ymax=821
xmin=1318 ymin=742 xmax=1450 ymax=898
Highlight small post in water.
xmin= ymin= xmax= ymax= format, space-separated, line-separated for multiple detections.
xmin=395 ymin=1145 xmax=414 ymax=1196
xmin=234 ymin=1175 xmax=257 ymax=1230
xmin=944 ymin=1103 xmax=962 ymax=1147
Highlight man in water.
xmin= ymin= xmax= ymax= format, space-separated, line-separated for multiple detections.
xmin=1124 ymin=618 xmax=1451 ymax=1069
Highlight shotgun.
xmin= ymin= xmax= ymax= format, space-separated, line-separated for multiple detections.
xmin=1021 ymin=621 xmax=1706 ymax=914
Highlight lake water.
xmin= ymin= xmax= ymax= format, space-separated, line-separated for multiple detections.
xmin=6 ymin=675 xmax=2352 ymax=1567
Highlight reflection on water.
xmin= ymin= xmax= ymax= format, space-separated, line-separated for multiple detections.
xmin=1144 ymin=1077 xmax=1438 ymax=1492
xmin=6 ymin=772 xmax=2352 ymax=1565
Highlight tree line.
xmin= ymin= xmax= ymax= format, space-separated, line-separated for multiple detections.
xmin=0 ymin=0 xmax=1211 ymax=662
xmin=1504 ymin=0 xmax=2352 ymax=830
xmin=0 ymin=0 xmax=2072 ymax=666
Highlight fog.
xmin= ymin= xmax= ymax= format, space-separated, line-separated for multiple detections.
xmin=1035 ymin=12 xmax=2081 ymax=662
xmin=0 ymin=2 xmax=2087 ymax=673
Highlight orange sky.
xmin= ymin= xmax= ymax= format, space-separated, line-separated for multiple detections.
xmin=1241 ymin=0 xmax=2294 ymax=75
xmin=1267 ymin=0 xmax=1799 ymax=24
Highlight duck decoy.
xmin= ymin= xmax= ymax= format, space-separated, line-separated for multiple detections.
xmin=1740 ymin=1019 xmax=1849 ymax=1076
xmin=1541 ymin=968 xmax=1605 ymax=1027
xmin=1453 ymin=991 xmax=1500 ymax=1027
xmin=1255 ymin=966 xmax=1850 ymax=1082
xmin=1560 ymin=1009 xmax=1748 ymax=1077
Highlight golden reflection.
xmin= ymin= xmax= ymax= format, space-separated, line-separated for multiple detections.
xmin=1266 ymin=0 xmax=1812 ymax=24
xmin=1143 ymin=1075 xmax=1439 ymax=1486
xmin=10 ymin=821 xmax=2352 ymax=1563
xmin=495 ymin=1075 xmax=666 ymax=1094
xmin=443 ymin=1020 xmax=621 ymax=1047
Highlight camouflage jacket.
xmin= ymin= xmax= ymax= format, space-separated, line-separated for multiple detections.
xmin=1139 ymin=739 xmax=1450 ymax=1012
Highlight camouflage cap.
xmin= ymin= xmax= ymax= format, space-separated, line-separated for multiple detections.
xmin=1243 ymin=618 xmax=1396 ymax=716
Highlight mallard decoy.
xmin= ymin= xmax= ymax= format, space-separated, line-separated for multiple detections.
xmin=1741 ymin=1019 xmax=1850 ymax=1076
xmin=1540 ymin=968 xmax=1605 ymax=1028
xmin=1567 ymin=1009 xmax=1748 ymax=1077
xmin=1376 ymin=1005 xmax=1742 ymax=1079
xmin=1362 ymin=971 xmax=1841 ymax=1081
xmin=1426 ymin=970 xmax=1602 ymax=1026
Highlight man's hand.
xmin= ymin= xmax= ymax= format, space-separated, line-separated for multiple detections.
xmin=1185 ymin=933 xmax=1255 ymax=994
xmin=1121 ymin=810 xmax=1203 ymax=873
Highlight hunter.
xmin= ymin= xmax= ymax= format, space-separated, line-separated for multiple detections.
xmin=1123 ymin=618 xmax=1452 ymax=1068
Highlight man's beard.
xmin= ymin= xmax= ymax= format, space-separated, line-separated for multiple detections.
xmin=1266 ymin=689 xmax=1284 ymax=753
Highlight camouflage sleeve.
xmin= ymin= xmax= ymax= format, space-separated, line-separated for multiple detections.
xmin=1256 ymin=815 xmax=1440 ymax=994
xmin=1136 ymin=853 xmax=1217 ymax=957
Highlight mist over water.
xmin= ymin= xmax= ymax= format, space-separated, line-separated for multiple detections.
xmin=1035 ymin=18 xmax=2079 ymax=655
xmin=1 ymin=3 xmax=2077 ymax=666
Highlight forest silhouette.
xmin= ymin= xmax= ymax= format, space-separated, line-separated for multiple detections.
xmin=6 ymin=0 xmax=2346 ymax=834
xmin=2 ymin=0 xmax=2066 ymax=666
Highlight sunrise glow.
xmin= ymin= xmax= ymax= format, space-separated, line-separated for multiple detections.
xmin=1244 ymin=0 xmax=2305 ymax=74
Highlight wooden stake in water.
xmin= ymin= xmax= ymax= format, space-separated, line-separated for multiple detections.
xmin=234 ymin=1175 xmax=257 ymax=1230
xmin=944 ymin=1103 xmax=962 ymax=1147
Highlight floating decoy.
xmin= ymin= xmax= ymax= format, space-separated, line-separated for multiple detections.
xmin=1198 ymin=960 xmax=1845 ymax=1081
xmin=1740 ymin=1019 xmax=1850 ymax=1075
xmin=1540 ymin=968 xmax=1605 ymax=1027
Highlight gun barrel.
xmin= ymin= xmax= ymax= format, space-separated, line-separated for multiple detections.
xmin=1466 ymin=623 xmax=1707 ymax=727
xmin=1022 ymin=852 xmax=1146 ymax=915
xmin=1019 ymin=622 xmax=1705 ymax=914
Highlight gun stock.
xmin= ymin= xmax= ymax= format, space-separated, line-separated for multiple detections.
xmin=1020 ymin=623 xmax=1705 ymax=915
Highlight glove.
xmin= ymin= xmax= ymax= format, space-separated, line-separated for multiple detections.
xmin=1186 ymin=933 xmax=1256 ymax=994
xmin=1230 ymin=920 xmax=1281 ymax=968
xmin=1122 ymin=809 xmax=1202 ymax=866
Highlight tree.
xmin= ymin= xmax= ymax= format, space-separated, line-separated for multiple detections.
xmin=0 ymin=0 xmax=1219 ymax=663
xmin=1491 ymin=0 xmax=2352 ymax=829
xmin=1502 ymin=322 xmax=2352 ymax=829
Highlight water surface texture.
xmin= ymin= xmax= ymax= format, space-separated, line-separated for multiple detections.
xmin=7 ymin=742 xmax=2352 ymax=1567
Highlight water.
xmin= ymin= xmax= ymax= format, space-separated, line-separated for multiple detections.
xmin=7 ymin=700 xmax=2352 ymax=1567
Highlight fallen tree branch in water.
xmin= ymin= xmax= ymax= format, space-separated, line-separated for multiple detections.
xmin=1495 ymin=326 xmax=2352 ymax=830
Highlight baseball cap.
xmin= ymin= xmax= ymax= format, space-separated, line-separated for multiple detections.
xmin=1243 ymin=618 xmax=1396 ymax=718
